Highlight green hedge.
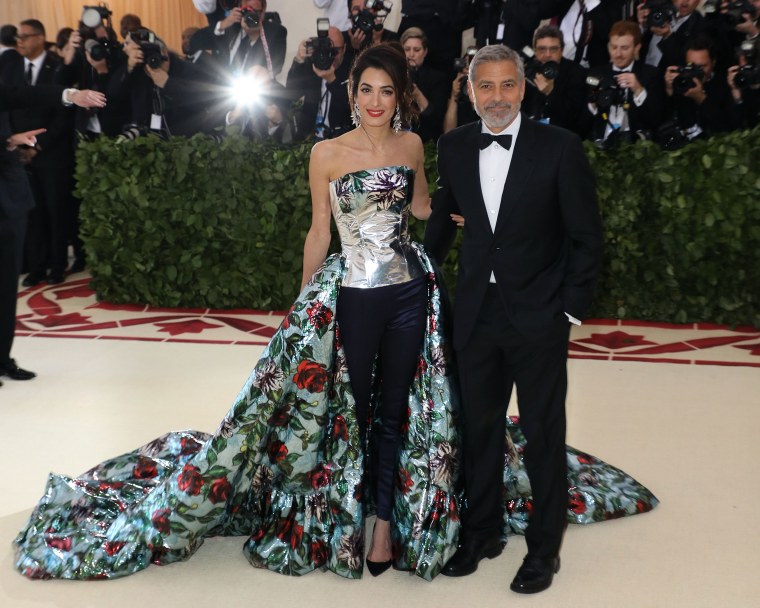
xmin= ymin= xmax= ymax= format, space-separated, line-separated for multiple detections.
xmin=76 ymin=127 xmax=760 ymax=327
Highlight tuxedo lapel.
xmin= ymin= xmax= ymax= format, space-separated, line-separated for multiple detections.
xmin=459 ymin=121 xmax=494 ymax=236
xmin=493 ymin=114 xmax=536 ymax=235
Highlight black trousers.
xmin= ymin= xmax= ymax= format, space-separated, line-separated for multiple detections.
xmin=337 ymin=276 xmax=427 ymax=521
xmin=457 ymin=284 xmax=569 ymax=558
xmin=25 ymin=164 xmax=72 ymax=276
xmin=0 ymin=213 xmax=27 ymax=364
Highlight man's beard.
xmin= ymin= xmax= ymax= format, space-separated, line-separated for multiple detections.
xmin=475 ymin=100 xmax=520 ymax=131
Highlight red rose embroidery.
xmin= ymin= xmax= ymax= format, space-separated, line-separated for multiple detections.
xmin=268 ymin=439 xmax=288 ymax=464
xmin=180 ymin=436 xmax=200 ymax=456
xmin=293 ymin=360 xmax=329 ymax=393
xmin=276 ymin=513 xmax=304 ymax=549
xmin=308 ymin=463 xmax=331 ymax=490
xmin=104 ymin=541 xmax=126 ymax=556
xmin=133 ymin=457 xmax=158 ymax=479
xmin=151 ymin=508 xmax=171 ymax=534
xmin=268 ymin=406 xmax=291 ymax=427
xmin=311 ymin=539 xmax=328 ymax=567
xmin=576 ymin=452 xmax=595 ymax=465
xmin=332 ymin=415 xmax=348 ymax=441
xmin=208 ymin=477 xmax=232 ymax=504
xmin=306 ymin=302 xmax=334 ymax=330
xmin=177 ymin=463 xmax=204 ymax=495
xmin=568 ymin=492 xmax=586 ymax=515
xmin=46 ymin=537 xmax=72 ymax=551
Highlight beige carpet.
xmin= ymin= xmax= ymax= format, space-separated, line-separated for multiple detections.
xmin=2 ymin=276 xmax=759 ymax=608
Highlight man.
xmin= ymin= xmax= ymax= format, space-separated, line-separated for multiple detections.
xmin=1 ymin=84 xmax=105 ymax=387
xmin=286 ymin=26 xmax=352 ymax=140
xmin=522 ymin=24 xmax=589 ymax=135
xmin=314 ymin=0 xmax=352 ymax=31
xmin=107 ymin=29 xmax=218 ymax=137
xmin=401 ymin=27 xmax=448 ymax=142
xmin=555 ymin=0 xmax=627 ymax=68
xmin=638 ymin=0 xmax=707 ymax=72
xmin=583 ymin=20 xmax=664 ymax=144
xmin=1 ymin=19 xmax=74 ymax=287
xmin=424 ymin=44 xmax=603 ymax=594
xmin=399 ymin=0 xmax=468 ymax=74
xmin=191 ymin=0 xmax=287 ymax=78
xmin=0 ymin=24 xmax=20 ymax=75
xmin=663 ymin=35 xmax=739 ymax=138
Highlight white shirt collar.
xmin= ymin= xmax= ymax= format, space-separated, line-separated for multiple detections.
xmin=612 ymin=61 xmax=635 ymax=72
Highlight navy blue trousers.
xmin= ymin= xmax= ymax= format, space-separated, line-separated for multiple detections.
xmin=337 ymin=276 xmax=427 ymax=520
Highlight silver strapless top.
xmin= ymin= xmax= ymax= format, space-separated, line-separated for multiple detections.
xmin=329 ymin=165 xmax=424 ymax=288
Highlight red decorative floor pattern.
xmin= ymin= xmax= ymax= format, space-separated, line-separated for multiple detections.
xmin=16 ymin=278 xmax=760 ymax=367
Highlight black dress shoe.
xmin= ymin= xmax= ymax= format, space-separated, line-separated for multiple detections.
xmin=47 ymin=271 xmax=65 ymax=285
xmin=22 ymin=271 xmax=46 ymax=287
xmin=0 ymin=359 xmax=37 ymax=381
xmin=510 ymin=555 xmax=560 ymax=594
xmin=366 ymin=558 xmax=392 ymax=577
xmin=441 ymin=536 xmax=504 ymax=577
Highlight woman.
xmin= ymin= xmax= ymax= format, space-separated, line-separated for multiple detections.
xmin=14 ymin=43 xmax=657 ymax=582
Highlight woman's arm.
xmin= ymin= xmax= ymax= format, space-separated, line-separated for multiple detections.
xmin=410 ymin=133 xmax=431 ymax=220
xmin=301 ymin=141 xmax=334 ymax=290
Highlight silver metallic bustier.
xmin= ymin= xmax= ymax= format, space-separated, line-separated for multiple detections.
xmin=329 ymin=165 xmax=424 ymax=288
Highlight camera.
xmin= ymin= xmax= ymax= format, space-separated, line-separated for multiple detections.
xmin=643 ymin=0 xmax=677 ymax=28
xmin=672 ymin=64 xmax=704 ymax=95
xmin=351 ymin=0 xmax=393 ymax=39
xmin=306 ymin=18 xmax=338 ymax=71
xmin=704 ymin=0 xmax=756 ymax=25
xmin=454 ymin=46 xmax=477 ymax=72
xmin=522 ymin=46 xmax=559 ymax=81
xmin=734 ymin=39 xmax=760 ymax=89
xmin=656 ymin=120 xmax=689 ymax=151
xmin=586 ymin=73 xmax=626 ymax=110
xmin=240 ymin=6 xmax=261 ymax=29
xmin=130 ymin=28 xmax=166 ymax=69
xmin=79 ymin=4 xmax=115 ymax=63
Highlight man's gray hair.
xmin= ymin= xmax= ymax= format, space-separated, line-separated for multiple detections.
xmin=468 ymin=44 xmax=525 ymax=84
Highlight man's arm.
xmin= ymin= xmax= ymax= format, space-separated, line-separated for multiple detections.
xmin=423 ymin=137 xmax=460 ymax=264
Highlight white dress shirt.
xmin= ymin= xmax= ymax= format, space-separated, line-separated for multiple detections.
xmin=479 ymin=114 xmax=521 ymax=282
xmin=24 ymin=51 xmax=46 ymax=86
xmin=560 ymin=0 xmax=601 ymax=67
xmin=644 ymin=14 xmax=690 ymax=68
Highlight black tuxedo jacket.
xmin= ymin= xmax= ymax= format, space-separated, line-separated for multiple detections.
xmin=583 ymin=60 xmax=665 ymax=138
xmin=1 ymin=52 xmax=74 ymax=168
xmin=424 ymin=116 xmax=603 ymax=347
xmin=554 ymin=0 xmax=627 ymax=67
xmin=641 ymin=12 xmax=706 ymax=72
xmin=192 ymin=21 xmax=287 ymax=77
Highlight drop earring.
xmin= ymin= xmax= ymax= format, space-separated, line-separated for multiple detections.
xmin=392 ymin=104 xmax=402 ymax=133
xmin=351 ymin=101 xmax=361 ymax=127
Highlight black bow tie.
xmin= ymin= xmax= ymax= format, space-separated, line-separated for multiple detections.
xmin=479 ymin=133 xmax=512 ymax=150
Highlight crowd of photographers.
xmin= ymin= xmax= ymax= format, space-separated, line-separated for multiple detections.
xmin=1 ymin=0 xmax=759 ymax=285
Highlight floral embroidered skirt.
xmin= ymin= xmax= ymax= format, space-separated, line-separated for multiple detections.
xmin=13 ymin=246 xmax=658 ymax=581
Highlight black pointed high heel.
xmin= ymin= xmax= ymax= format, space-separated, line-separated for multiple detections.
xmin=366 ymin=558 xmax=393 ymax=577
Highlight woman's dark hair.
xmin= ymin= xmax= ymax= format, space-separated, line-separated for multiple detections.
xmin=348 ymin=41 xmax=418 ymax=128
xmin=56 ymin=27 xmax=73 ymax=50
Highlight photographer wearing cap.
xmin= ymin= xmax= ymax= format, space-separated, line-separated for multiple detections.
xmin=107 ymin=29 xmax=217 ymax=137
xmin=583 ymin=20 xmax=664 ymax=146
xmin=286 ymin=25 xmax=352 ymax=140
xmin=402 ymin=27 xmax=447 ymax=142
xmin=191 ymin=0 xmax=287 ymax=78
xmin=522 ymin=25 xmax=589 ymax=135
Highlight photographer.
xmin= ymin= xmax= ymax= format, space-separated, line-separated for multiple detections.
xmin=555 ymin=0 xmax=627 ymax=68
xmin=226 ymin=65 xmax=297 ymax=143
xmin=664 ymin=35 xmax=739 ymax=138
xmin=703 ymin=0 xmax=760 ymax=67
xmin=286 ymin=26 xmax=352 ymax=140
xmin=522 ymin=24 xmax=589 ymax=135
xmin=727 ymin=38 xmax=760 ymax=127
xmin=638 ymin=0 xmax=707 ymax=72
xmin=401 ymin=27 xmax=447 ymax=142
xmin=107 ymin=29 xmax=217 ymax=137
xmin=314 ymin=0 xmax=352 ymax=31
xmin=584 ymin=20 xmax=664 ymax=145
xmin=442 ymin=46 xmax=478 ymax=133
xmin=345 ymin=0 xmax=398 ymax=54
xmin=191 ymin=0 xmax=287 ymax=78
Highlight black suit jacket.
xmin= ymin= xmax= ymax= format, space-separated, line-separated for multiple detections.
xmin=0 ymin=83 xmax=68 ymax=219
xmin=424 ymin=116 xmax=603 ymax=347
xmin=555 ymin=0 xmax=627 ymax=67
xmin=583 ymin=60 xmax=665 ymax=138
xmin=1 ymin=52 xmax=74 ymax=168
xmin=523 ymin=58 xmax=589 ymax=135
xmin=641 ymin=11 xmax=706 ymax=73
xmin=191 ymin=21 xmax=287 ymax=77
